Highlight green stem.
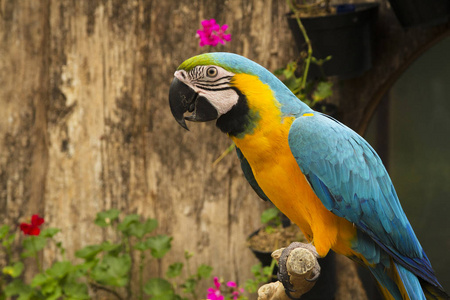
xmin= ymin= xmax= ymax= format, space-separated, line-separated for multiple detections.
xmin=287 ymin=0 xmax=313 ymax=90
xmin=139 ymin=252 xmax=145 ymax=300
xmin=5 ymin=243 xmax=13 ymax=263
xmin=212 ymin=143 xmax=235 ymax=167
xmin=124 ymin=235 xmax=133 ymax=300
xmin=184 ymin=255 xmax=198 ymax=300
xmin=32 ymin=237 xmax=43 ymax=273
xmin=269 ymin=258 xmax=277 ymax=281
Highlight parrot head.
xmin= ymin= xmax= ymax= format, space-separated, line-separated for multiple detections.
xmin=169 ymin=52 xmax=307 ymax=134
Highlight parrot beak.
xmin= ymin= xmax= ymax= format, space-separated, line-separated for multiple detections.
xmin=169 ymin=77 xmax=219 ymax=130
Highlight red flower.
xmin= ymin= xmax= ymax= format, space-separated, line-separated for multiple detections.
xmin=20 ymin=214 xmax=44 ymax=236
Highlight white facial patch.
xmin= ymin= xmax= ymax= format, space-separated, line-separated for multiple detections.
xmin=174 ymin=66 xmax=239 ymax=117
xmin=199 ymin=88 xmax=239 ymax=116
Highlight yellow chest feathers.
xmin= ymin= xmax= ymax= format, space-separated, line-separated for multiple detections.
xmin=229 ymin=74 xmax=357 ymax=257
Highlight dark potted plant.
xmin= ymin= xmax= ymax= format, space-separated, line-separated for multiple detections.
xmin=286 ymin=0 xmax=379 ymax=79
xmin=247 ymin=208 xmax=306 ymax=281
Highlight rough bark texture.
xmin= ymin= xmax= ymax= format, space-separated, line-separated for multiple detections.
xmin=1 ymin=0 xmax=448 ymax=299
xmin=0 ymin=0 xmax=296 ymax=296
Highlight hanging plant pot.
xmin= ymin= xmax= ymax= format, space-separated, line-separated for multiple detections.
xmin=247 ymin=229 xmax=273 ymax=268
xmin=388 ymin=0 xmax=450 ymax=28
xmin=287 ymin=3 xmax=379 ymax=79
xmin=247 ymin=224 xmax=305 ymax=282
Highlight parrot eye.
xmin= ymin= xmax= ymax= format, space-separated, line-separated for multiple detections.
xmin=206 ymin=67 xmax=218 ymax=78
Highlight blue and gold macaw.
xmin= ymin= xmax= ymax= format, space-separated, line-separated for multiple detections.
xmin=168 ymin=52 xmax=448 ymax=300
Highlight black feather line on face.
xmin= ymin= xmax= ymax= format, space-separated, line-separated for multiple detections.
xmin=216 ymin=88 xmax=252 ymax=137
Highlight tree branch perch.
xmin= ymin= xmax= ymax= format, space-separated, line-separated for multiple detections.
xmin=258 ymin=243 xmax=320 ymax=300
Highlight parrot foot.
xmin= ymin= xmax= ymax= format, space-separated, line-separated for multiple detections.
xmin=305 ymin=270 xmax=320 ymax=282
xmin=277 ymin=242 xmax=320 ymax=300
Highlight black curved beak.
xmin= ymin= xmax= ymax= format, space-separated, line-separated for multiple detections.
xmin=169 ymin=77 xmax=219 ymax=130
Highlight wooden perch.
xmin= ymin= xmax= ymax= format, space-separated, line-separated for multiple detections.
xmin=258 ymin=243 xmax=320 ymax=300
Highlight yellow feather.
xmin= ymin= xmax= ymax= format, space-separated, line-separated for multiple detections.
xmin=230 ymin=74 xmax=359 ymax=258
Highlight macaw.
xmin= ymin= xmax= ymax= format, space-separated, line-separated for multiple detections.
xmin=168 ymin=52 xmax=448 ymax=300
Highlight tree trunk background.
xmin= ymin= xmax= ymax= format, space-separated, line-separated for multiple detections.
xmin=0 ymin=0 xmax=298 ymax=296
xmin=1 ymin=0 xmax=448 ymax=299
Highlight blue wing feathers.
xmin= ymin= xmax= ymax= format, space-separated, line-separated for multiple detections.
xmin=288 ymin=112 xmax=442 ymax=291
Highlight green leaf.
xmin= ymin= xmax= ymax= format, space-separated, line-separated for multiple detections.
xmin=196 ymin=264 xmax=212 ymax=279
xmin=262 ymin=265 xmax=273 ymax=276
xmin=63 ymin=281 xmax=90 ymax=300
xmin=75 ymin=244 xmax=103 ymax=260
xmin=117 ymin=214 xmax=140 ymax=234
xmin=184 ymin=251 xmax=193 ymax=260
xmin=41 ymin=228 xmax=61 ymax=238
xmin=2 ymin=233 xmax=15 ymax=247
xmin=127 ymin=218 xmax=158 ymax=239
xmin=0 ymin=224 xmax=10 ymax=239
xmin=134 ymin=240 xmax=150 ymax=251
xmin=273 ymin=68 xmax=285 ymax=76
xmin=78 ymin=259 xmax=99 ymax=272
xmin=261 ymin=208 xmax=280 ymax=224
xmin=244 ymin=278 xmax=259 ymax=293
xmin=146 ymin=235 xmax=172 ymax=259
xmin=91 ymin=254 xmax=131 ymax=287
xmin=2 ymin=261 xmax=24 ymax=278
xmin=100 ymin=241 xmax=122 ymax=255
xmin=46 ymin=261 xmax=73 ymax=279
xmin=250 ymin=263 xmax=263 ymax=276
xmin=94 ymin=209 xmax=120 ymax=227
xmin=40 ymin=280 xmax=60 ymax=296
xmin=182 ymin=277 xmax=197 ymax=294
xmin=144 ymin=278 xmax=175 ymax=299
xmin=31 ymin=273 xmax=52 ymax=287
xmin=22 ymin=236 xmax=46 ymax=258
xmin=4 ymin=279 xmax=34 ymax=299
xmin=166 ymin=262 xmax=183 ymax=278
xmin=312 ymin=81 xmax=333 ymax=102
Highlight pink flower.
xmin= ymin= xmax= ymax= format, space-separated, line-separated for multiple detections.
xmin=197 ymin=19 xmax=231 ymax=47
xmin=231 ymin=289 xmax=244 ymax=300
xmin=207 ymin=277 xmax=224 ymax=300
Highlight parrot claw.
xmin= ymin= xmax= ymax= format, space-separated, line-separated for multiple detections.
xmin=277 ymin=242 xmax=320 ymax=300
xmin=277 ymin=242 xmax=303 ymax=298
xmin=284 ymin=289 xmax=303 ymax=300
xmin=305 ymin=270 xmax=320 ymax=282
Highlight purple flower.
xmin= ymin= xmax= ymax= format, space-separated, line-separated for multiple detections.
xmin=197 ymin=19 xmax=231 ymax=47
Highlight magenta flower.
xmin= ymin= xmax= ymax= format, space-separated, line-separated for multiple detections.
xmin=197 ymin=19 xmax=231 ymax=47
xmin=207 ymin=277 xmax=224 ymax=300
xmin=227 ymin=281 xmax=244 ymax=300
xmin=207 ymin=277 xmax=244 ymax=300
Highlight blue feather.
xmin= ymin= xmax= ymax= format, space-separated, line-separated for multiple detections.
xmin=287 ymin=112 xmax=443 ymax=294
